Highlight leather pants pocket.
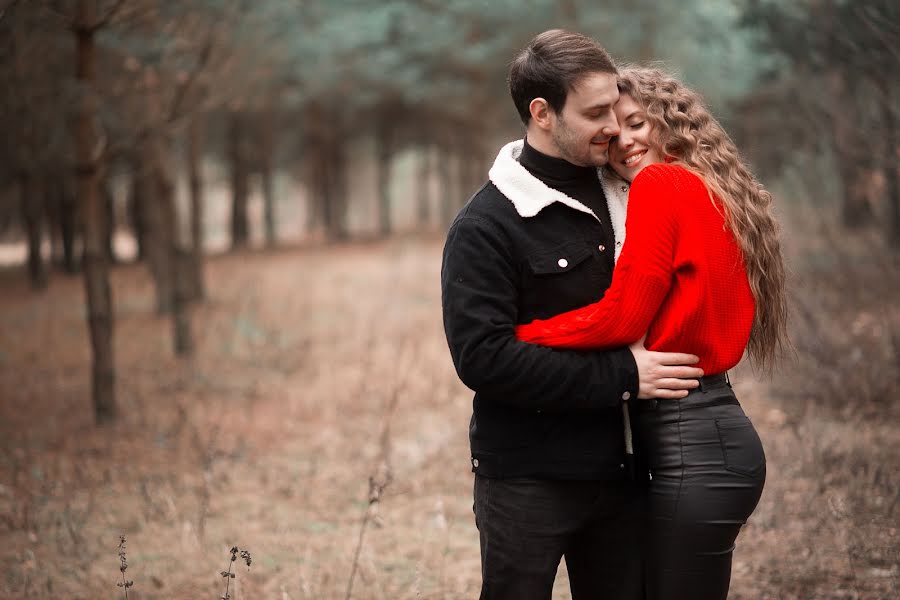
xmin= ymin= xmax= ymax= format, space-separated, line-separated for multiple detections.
xmin=715 ymin=416 xmax=766 ymax=478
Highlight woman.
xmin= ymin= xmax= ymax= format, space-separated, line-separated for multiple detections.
xmin=515 ymin=67 xmax=789 ymax=600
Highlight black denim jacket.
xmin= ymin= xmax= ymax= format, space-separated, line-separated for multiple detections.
xmin=441 ymin=142 xmax=639 ymax=480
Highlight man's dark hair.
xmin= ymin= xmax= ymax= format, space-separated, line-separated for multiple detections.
xmin=508 ymin=29 xmax=617 ymax=125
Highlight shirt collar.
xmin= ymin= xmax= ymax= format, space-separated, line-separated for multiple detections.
xmin=488 ymin=139 xmax=598 ymax=219
xmin=488 ymin=138 xmax=629 ymax=259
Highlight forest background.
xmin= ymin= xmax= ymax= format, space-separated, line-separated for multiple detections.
xmin=0 ymin=1 xmax=897 ymax=598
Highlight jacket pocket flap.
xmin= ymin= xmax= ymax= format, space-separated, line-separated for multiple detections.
xmin=527 ymin=242 xmax=592 ymax=275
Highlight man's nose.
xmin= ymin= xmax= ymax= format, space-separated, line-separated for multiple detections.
xmin=602 ymin=119 xmax=620 ymax=138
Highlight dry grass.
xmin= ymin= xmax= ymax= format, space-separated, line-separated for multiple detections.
xmin=0 ymin=233 xmax=897 ymax=599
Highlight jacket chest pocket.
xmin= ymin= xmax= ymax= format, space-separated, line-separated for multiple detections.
xmin=521 ymin=241 xmax=610 ymax=315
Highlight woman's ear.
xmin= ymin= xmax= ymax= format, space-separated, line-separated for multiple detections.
xmin=529 ymin=98 xmax=554 ymax=131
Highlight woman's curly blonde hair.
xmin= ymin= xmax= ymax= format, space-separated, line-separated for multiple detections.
xmin=616 ymin=66 xmax=789 ymax=370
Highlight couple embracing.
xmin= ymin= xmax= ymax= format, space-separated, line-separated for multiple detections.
xmin=441 ymin=29 xmax=788 ymax=600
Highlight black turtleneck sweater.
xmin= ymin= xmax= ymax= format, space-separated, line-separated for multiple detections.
xmin=519 ymin=139 xmax=616 ymax=271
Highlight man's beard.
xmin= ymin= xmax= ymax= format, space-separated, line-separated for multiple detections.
xmin=551 ymin=117 xmax=607 ymax=167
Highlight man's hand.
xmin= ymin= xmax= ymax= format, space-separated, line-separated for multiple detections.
xmin=630 ymin=339 xmax=703 ymax=400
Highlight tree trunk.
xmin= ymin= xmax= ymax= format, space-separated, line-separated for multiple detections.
xmin=172 ymin=248 xmax=194 ymax=355
xmin=302 ymin=118 xmax=320 ymax=236
xmin=74 ymin=0 xmax=116 ymax=423
xmin=128 ymin=162 xmax=146 ymax=262
xmin=330 ymin=139 xmax=349 ymax=240
xmin=260 ymin=111 xmax=277 ymax=247
xmin=416 ymin=144 xmax=431 ymax=228
xmin=46 ymin=179 xmax=75 ymax=272
xmin=145 ymin=136 xmax=194 ymax=355
xmin=20 ymin=173 xmax=47 ymax=290
xmin=305 ymin=168 xmax=319 ymax=236
xmin=186 ymin=117 xmax=206 ymax=300
xmin=438 ymin=143 xmax=455 ymax=227
xmin=838 ymin=161 xmax=873 ymax=228
xmin=59 ymin=182 xmax=79 ymax=273
xmin=877 ymin=77 xmax=899 ymax=247
xmin=307 ymin=133 xmax=327 ymax=239
xmin=318 ymin=140 xmax=347 ymax=241
xmin=46 ymin=180 xmax=62 ymax=268
xmin=310 ymin=149 xmax=330 ymax=239
xmin=305 ymin=102 xmax=348 ymax=241
xmin=460 ymin=137 xmax=485 ymax=203
xmin=229 ymin=113 xmax=250 ymax=249
xmin=376 ymin=121 xmax=393 ymax=237
xmin=261 ymin=166 xmax=276 ymax=246
xmin=138 ymin=144 xmax=174 ymax=315
xmin=138 ymin=158 xmax=172 ymax=315
xmin=102 ymin=178 xmax=116 ymax=263
xmin=827 ymin=70 xmax=874 ymax=227
xmin=154 ymin=141 xmax=193 ymax=355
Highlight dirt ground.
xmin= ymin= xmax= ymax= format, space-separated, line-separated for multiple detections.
xmin=0 ymin=237 xmax=897 ymax=599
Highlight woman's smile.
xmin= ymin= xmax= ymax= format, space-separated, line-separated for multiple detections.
xmin=622 ymin=149 xmax=648 ymax=166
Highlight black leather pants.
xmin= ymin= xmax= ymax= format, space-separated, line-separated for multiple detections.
xmin=634 ymin=375 xmax=766 ymax=600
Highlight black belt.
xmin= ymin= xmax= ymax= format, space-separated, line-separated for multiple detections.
xmin=685 ymin=372 xmax=737 ymax=409
xmin=636 ymin=372 xmax=737 ymax=412
xmin=698 ymin=372 xmax=729 ymax=388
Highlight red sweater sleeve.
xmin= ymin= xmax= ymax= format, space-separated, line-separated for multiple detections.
xmin=515 ymin=165 xmax=682 ymax=349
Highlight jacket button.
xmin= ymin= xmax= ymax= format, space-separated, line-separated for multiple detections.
xmin=557 ymin=258 xmax=568 ymax=268
xmin=598 ymin=244 xmax=606 ymax=252
xmin=622 ymin=391 xmax=631 ymax=401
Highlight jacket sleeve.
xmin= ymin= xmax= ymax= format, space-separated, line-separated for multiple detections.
xmin=514 ymin=167 xmax=679 ymax=349
xmin=441 ymin=214 xmax=637 ymax=413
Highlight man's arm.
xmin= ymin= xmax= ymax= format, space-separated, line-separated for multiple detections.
xmin=441 ymin=214 xmax=637 ymax=413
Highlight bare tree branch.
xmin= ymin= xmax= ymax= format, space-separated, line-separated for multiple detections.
xmin=92 ymin=0 xmax=126 ymax=31
xmin=166 ymin=23 xmax=216 ymax=123
xmin=34 ymin=0 xmax=73 ymax=29
xmin=853 ymin=3 xmax=900 ymax=63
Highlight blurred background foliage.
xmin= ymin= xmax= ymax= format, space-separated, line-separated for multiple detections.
xmin=0 ymin=0 xmax=897 ymax=418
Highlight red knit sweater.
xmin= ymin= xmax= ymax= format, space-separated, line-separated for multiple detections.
xmin=515 ymin=163 xmax=755 ymax=375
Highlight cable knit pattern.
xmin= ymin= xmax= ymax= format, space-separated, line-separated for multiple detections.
xmin=515 ymin=163 xmax=756 ymax=374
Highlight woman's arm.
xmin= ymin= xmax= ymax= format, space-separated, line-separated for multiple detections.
xmin=515 ymin=164 xmax=683 ymax=349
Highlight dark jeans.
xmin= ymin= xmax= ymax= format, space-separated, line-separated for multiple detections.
xmin=473 ymin=475 xmax=644 ymax=600
xmin=635 ymin=375 xmax=766 ymax=600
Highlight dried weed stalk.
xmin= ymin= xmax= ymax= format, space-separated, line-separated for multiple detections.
xmin=116 ymin=535 xmax=134 ymax=599
xmin=344 ymin=380 xmax=403 ymax=600
xmin=220 ymin=545 xmax=252 ymax=600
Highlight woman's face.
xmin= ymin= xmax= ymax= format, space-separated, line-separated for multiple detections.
xmin=609 ymin=93 xmax=663 ymax=182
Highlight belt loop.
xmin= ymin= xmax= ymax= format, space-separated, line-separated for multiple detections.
xmin=724 ymin=371 xmax=731 ymax=387
xmin=698 ymin=376 xmax=706 ymax=393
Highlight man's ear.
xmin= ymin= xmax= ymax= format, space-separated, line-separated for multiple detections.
xmin=529 ymin=98 xmax=554 ymax=131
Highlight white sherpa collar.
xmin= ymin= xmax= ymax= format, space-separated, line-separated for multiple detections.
xmin=488 ymin=139 xmax=629 ymax=262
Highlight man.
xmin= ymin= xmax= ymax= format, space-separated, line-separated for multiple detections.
xmin=440 ymin=30 xmax=704 ymax=599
